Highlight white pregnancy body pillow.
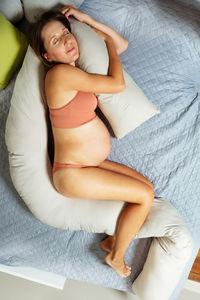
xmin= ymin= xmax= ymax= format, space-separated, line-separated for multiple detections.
xmin=5 ymin=19 xmax=159 ymax=232
xmin=5 ymin=20 xmax=193 ymax=300
xmin=133 ymin=198 xmax=193 ymax=300
xmin=70 ymin=19 xmax=160 ymax=139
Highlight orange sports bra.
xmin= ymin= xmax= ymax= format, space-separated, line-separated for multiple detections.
xmin=49 ymin=91 xmax=98 ymax=128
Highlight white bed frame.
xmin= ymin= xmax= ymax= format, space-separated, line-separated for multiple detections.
xmin=0 ymin=263 xmax=200 ymax=300
xmin=0 ymin=264 xmax=66 ymax=289
xmin=1 ymin=263 xmax=200 ymax=292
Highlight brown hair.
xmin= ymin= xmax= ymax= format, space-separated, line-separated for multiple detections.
xmin=29 ymin=10 xmax=71 ymax=68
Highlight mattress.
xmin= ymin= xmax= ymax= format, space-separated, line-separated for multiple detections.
xmin=0 ymin=0 xmax=200 ymax=299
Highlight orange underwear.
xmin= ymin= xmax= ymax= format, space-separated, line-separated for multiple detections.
xmin=52 ymin=161 xmax=87 ymax=175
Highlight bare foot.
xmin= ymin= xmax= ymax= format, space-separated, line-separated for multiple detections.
xmin=104 ymin=252 xmax=131 ymax=278
xmin=101 ymin=236 xmax=115 ymax=252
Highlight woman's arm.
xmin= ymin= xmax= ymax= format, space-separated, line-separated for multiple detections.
xmin=46 ymin=31 xmax=125 ymax=96
xmin=60 ymin=5 xmax=128 ymax=55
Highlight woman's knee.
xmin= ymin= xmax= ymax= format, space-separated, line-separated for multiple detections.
xmin=140 ymin=184 xmax=154 ymax=208
xmin=148 ymin=180 xmax=154 ymax=191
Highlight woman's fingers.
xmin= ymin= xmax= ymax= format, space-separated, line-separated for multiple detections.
xmin=59 ymin=5 xmax=85 ymax=23
xmin=59 ymin=6 xmax=73 ymax=22
xmin=59 ymin=5 xmax=73 ymax=15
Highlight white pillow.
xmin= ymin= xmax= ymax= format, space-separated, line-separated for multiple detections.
xmin=5 ymin=15 xmax=159 ymax=235
xmin=21 ymin=0 xmax=84 ymax=23
xmin=133 ymin=198 xmax=193 ymax=300
xmin=70 ymin=19 xmax=160 ymax=139
xmin=0 ymin=0 xmax=24 ymax=23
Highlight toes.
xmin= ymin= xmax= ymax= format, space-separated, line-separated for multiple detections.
xmin=124 ymin=265 xmax=131 ymax=276
xmin=122 ymin=272 xmax=130 ymax=278
xmin=121 ymin=266 xmax=131 ymax=278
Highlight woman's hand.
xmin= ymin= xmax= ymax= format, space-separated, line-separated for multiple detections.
xmin=59 ymin=5 xmax=90 ymax=23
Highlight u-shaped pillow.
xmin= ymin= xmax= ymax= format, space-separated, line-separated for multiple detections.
xmin=5 ymin=16 xmax=193 ymax=300
xmin=5 ymin=19 xmax=158 ymax=232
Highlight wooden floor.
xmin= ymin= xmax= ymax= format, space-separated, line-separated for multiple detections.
xmin=188 ymin=249 xmax=200 ymax=282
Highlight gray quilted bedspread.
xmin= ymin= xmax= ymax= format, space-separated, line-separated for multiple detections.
xmin=0 ymin=0 xmax=200 ymax=298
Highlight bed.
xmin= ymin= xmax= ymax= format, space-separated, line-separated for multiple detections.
xmin=0 ymin=0 xmax=200 ymax=299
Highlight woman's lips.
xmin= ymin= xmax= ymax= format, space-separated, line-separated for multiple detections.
xmin=67 ymin=47 xmax=75 ymax=53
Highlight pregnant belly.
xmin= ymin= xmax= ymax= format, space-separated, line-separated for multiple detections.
xmin=68 ymin=137 xmax=111 ymax=165
xmin=53 ymin=116 xmax=111 ymax=166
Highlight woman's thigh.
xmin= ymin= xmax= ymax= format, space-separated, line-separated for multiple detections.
xmin=98 ymin=160 xmax=153 ymax=189
xmin=53 ymin=165 xmax=154 ymax=205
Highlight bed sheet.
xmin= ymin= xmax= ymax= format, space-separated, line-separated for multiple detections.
xmin=1 ymin=0 xmax=200 ymax=299
xmin=79 ymin=0 xmax=200 ymax=238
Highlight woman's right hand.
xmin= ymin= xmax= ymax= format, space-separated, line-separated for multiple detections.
xmin=59 ymin=5 xmax=89 ymax=23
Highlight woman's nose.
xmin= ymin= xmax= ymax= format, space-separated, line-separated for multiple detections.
xmin=63 ymin=35 xmax=71 ymax=45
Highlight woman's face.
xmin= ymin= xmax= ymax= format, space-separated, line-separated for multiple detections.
xmin=41 ymin=20 xmax=79 ymax=65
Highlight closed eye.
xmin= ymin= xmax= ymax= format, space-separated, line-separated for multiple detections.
xmin=51 ymin=28 xmax=69 ymax=45
xmin=63 ymin=30 xmax=69 ymax=35
xmin=53 ymin=38 xmax=59 ymax=45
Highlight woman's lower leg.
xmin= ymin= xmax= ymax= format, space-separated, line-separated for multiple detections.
xmin=112 ymin=202 xmax=152 ymax=260
xmin=104 ymin=196 xmax=153 ymax=277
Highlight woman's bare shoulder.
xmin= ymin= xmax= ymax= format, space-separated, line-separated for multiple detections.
xmin=45 ymin=64 xmax=75 ymax=86
xmin=45 ymin=64 xmax=78 ymax=108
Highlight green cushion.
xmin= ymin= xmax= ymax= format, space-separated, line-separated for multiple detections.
xmin=0 ymin=13 xmax=28 ymax=89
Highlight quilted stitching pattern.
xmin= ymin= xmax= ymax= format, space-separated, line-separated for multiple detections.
xmin=79 ymin=0 xmax=200 ymax=236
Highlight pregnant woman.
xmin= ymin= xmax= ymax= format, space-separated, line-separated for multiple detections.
xmin=29 ymin=5 xmax=154 ymax=278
